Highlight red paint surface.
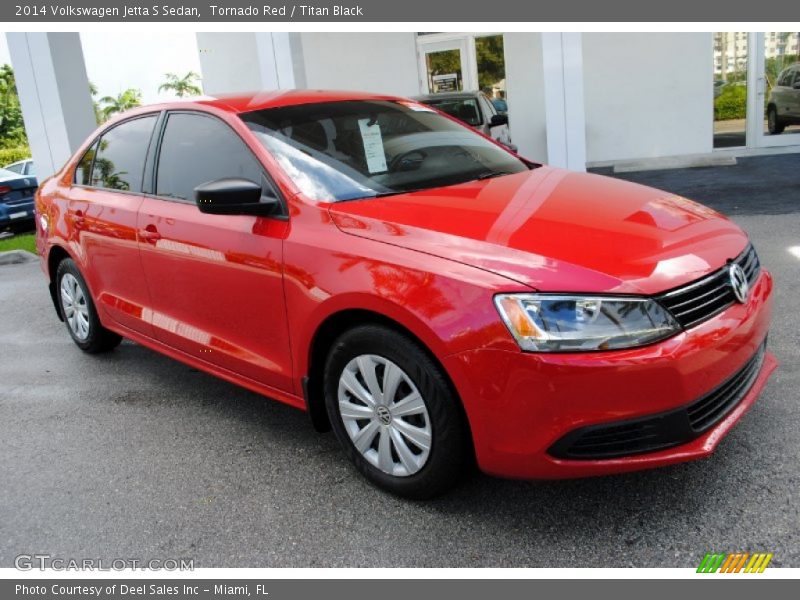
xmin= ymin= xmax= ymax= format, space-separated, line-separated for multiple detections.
xmin=35 ymin=92 xmax=776 ymax=479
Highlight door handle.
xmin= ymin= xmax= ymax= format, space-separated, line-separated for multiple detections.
xmin=139 ymin=225 xmax=161 ymax=244
xmin=71 ymin=209 xmax=85 ymax=228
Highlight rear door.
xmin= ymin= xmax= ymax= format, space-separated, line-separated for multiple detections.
xmin=790 ymin=69 xmax=800 ymax=118
xmin=68 ymin=114 xmax=158 ymax=335
xmin=137 ymin=111 xmax=293 ymax=392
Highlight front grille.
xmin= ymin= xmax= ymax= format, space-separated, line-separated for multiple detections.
xmin=548 ymin=344 xmax=766 ymax=460
xmin=657 ymin=244 xmax=760 ymax=329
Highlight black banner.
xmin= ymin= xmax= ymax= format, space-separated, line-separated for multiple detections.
xmin=1 ymin=0 xmax=793 ymax=22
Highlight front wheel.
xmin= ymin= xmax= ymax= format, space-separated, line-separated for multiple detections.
xmin=768 ymin=106 xmax=786 ymax=134
xmin=324 ymin=325 xmax=470 ymax=499
xmin=56 ymin=258 xmax=122 ymax=353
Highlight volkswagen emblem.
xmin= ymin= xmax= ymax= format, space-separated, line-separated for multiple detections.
xmin=729 ymin=263 xmax=749 ymax=303
xmin=375 ymin=405 xmax=392 ymax=426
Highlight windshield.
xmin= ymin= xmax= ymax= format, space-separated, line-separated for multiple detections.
xmin=240 ymin=100 xmax=532 ymax=202
xmin=422 ymin=97 xmax=482 ymax=126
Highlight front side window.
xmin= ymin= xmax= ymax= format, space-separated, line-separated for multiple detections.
xmin=90 ymin=115 xmax=157 ymax=192
xmin=156 ymin=113 xmax=265 ymax=202
xmin=240 ymin=100 xmax=530 ymax=202
xmin=480 ymin=94 xmax=498 ymax=117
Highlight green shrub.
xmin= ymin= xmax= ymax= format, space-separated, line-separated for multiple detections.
xmin=714 ymin=84 xmax=747 ymax=121
xmin=0 ymin=233 xmax=36 ymax=254
xmin=0 ymin=146 xmax=31 ymax=167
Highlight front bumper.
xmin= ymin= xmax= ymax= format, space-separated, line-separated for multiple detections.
xmin=444 ymin=270 xmax=776 ymax=479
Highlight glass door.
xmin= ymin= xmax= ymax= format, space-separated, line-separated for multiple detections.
xmin=475 ymin=34 xmax=508 ymax=113
xmin=418 ymin=37 xmax=475 ymax=94
xmin=712 ymin=32 xmax=749 ymax=148
xmin=756 ymin=31 xmax=800 ymax=147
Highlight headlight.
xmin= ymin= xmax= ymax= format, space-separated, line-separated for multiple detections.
xmin=494 ymin=294 xmax=680 ymax=352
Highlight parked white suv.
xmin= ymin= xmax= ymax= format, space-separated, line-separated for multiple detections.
xmin=767 ymin=63 xmax=800 ymax=134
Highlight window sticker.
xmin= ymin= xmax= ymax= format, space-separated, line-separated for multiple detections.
xmin=358 ymin=118 xmax=388 ymax=173
xmin=396 ymin=100 xmax=436 ymax=112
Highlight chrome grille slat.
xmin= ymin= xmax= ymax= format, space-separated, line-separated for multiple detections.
xmin=656 ymin=244 xmax=760 ymax=330
xmin=671 ymin=289 xmax=734 ymax=319
xmin=663 ymin=280 xmax=729 ymax=311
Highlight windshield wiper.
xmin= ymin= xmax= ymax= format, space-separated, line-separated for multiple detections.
xmin=369 ymin=188 xmax=429 ymax=199
xmin=473 ymin=170 xmax=513 ymax=181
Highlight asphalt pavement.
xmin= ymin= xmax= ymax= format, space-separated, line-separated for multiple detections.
xmin=1 ymin=165 xmax=799 ymax=567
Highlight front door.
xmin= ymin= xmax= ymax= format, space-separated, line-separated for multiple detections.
xmin=137 ymin=111 xmax=293 ymax=392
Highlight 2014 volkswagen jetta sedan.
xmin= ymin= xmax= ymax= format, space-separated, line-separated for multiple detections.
xmin=35 ymin=91 xmax=776 ymax=498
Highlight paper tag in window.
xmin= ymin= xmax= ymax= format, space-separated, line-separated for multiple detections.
xmin=397 ymin=100 xmax=435 ymax=112
xmin=358 ymin=119 xmax=388 ymax=174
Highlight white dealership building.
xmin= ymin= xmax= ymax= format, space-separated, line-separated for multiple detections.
xmin=6 ymin=31 xmax=800 ymax=180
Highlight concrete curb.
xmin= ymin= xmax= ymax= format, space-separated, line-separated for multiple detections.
xmin=613 ymin=155 xmax=738 ymax=173
xmin=0 ymin=250 xmax=37 ymax=265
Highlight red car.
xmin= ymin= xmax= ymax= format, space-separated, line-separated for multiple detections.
xmin=35 ymin=91 xmax=776 ymax=498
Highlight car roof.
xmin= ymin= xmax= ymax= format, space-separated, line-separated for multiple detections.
xmin=413 ymin=91 xmax=481 ymax=101
xmin=0 ymin=167 xmax=24 ymax=180
xmin=120 ymin=90 xmax=405 ymax=117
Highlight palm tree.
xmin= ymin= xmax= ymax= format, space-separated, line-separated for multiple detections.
xmin=158 ymin=71 xmax=202 ymax=98
xmin=99 ymin=89 xmax=142 ymax=120
xmin=88 ymin=81 xmax=104 ymax=124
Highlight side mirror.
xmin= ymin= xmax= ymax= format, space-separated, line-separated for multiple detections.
xmin=194 ymin=178 xmax=280 ymax=216
xmin=490 ymin=114 xmax=509 ymax=127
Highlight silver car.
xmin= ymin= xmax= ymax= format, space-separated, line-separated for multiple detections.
xmin=413 ymin=91 xmax=517 ymax=152
xmin=767 ymin=63 xmax=800 ymax=134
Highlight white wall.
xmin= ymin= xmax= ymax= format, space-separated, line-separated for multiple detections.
xmin=582 ymin=33 xmax=713 ymax=163
xmin=6 ymin=33 xmax=96 ymax=180
xmin=197 ymin=33 xmax=263 ymax=95
xmin=503 ymin=33 xmax=548 ymax=163
xmin=298 ymin=33 xmax=420 ymax=96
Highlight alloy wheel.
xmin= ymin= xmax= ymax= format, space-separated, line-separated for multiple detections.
xmin=60 ymin=273 xmax=90 ymax=341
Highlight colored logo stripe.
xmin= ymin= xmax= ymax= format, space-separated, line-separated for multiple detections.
xmin=697 ymin=553 xmax=773 ymax=573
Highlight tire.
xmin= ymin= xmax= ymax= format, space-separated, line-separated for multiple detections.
xmin=324 ymin=324 xmax=469 ymax=499
xmin=55 ymin=258 xmax=122 ymax=353
xmin=768 ymin=106 xmax=786 ymax=134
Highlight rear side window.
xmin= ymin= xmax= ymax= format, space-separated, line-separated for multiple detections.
xmin=777 ymin=68 xmax=795 ymax=87
xmin=155 ymin=113 xmax=264 ymax=202
xmin=89 ymin=115 xmax=157 ymax=192
xmin=426 ymin=97 xmax=483 ymax=127
xmin=74 ymin=142 xmax=98 ymax=185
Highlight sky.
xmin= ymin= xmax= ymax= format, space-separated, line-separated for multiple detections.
xmin=0 ymin=33 xmax=202 ymax=104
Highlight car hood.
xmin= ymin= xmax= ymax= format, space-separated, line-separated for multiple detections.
xmin=327 ymin=167 xmax=749 ymax=295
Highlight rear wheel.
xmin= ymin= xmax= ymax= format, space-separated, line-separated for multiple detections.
xmin=56 ymin=258 xmax=122 ymax=353
xmin=324 ymin=325 xmax=469 ymax=499
xmin=768 ymin=106 xmax=786 ymax=134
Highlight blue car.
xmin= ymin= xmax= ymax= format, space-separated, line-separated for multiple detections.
xmin=0 ymin=167 xmax=38 ymax=233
